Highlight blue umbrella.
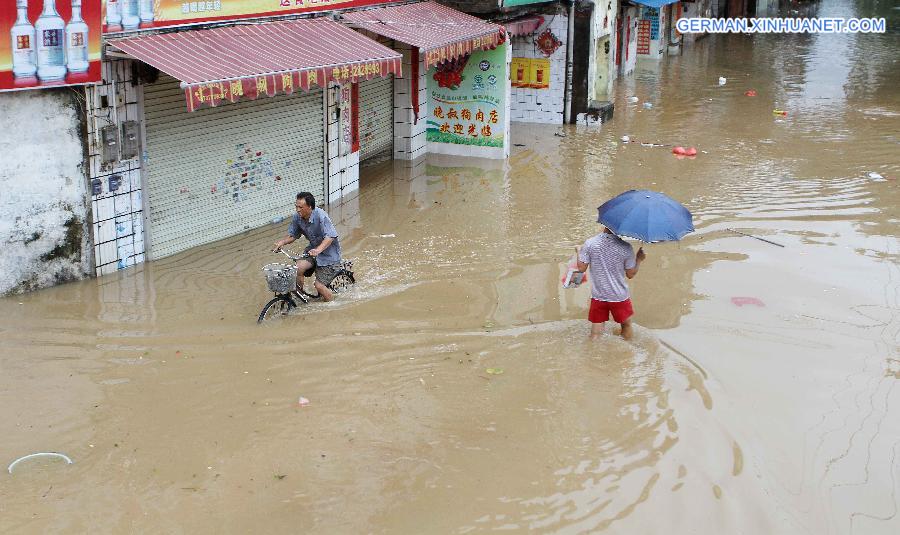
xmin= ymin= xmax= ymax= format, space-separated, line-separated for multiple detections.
xmin=597 ymin=190 xmax=694 ymax=242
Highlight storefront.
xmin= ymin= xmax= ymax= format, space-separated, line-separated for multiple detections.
xmin=342 ymin=1 xmax=509 ymax=161
xmin=100 ymin=18 xmax=402 ymax=262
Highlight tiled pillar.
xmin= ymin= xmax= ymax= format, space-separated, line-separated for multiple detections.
xmin=326 ymin=83 xmax=360 ymax=205
xmin=86 ymin=59 xmax=147 ymax=276
xmin=393 ymin=42 xmax=427 ymax=162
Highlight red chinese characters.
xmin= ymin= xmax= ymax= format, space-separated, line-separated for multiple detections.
xmin=185 ymin=59 xmax=399 ymax=112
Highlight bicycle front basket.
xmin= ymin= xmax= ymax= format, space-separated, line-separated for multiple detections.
xmin=263 ymin=263 xmax=298 ymax=294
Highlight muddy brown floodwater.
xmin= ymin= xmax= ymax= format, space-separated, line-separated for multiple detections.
xmin=2 ymin=1 xmax=899 ymax=533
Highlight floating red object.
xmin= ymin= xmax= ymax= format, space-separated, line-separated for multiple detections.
xmin=731 ymin=297 xmax=765 ymax=307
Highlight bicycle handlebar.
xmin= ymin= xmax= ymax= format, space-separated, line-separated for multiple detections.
xmin=274 ymin=247 xmax=311 ymax=262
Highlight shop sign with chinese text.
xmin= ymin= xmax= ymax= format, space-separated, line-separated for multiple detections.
xmin=102 ymin=0 xmax=392 ymax=33
xmin=185 ymin=58 xmax=397 ymax=112
xmin=1 ymin=0 xmax=102 ymax=92
xmin=427 ymin=44 xmax=507 ymax=152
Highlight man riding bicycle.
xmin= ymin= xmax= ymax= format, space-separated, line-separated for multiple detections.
xmin=272 ymin=192 xmax=342 ymax=302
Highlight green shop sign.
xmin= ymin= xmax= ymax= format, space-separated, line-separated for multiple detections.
xmin=426 ymin=45 xmax=507 ymax=149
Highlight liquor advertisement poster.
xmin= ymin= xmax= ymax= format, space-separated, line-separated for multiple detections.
xmin=510 ymin=56 xmax=528 ymax=88
xmin=511 ymin=57 xmax=550 ymax=89
xmin=101 ymin=0 xmax=389 ymax=33
xmin=1 ymin=0 xmax=101 ymax=91
xmin=426 ymin=45 xmax=507 ymax=150
xmin=528 ymin=57 xmax=549 ymax=89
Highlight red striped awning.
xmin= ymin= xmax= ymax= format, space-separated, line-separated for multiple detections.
xmin=504 ymin=15 xmax=545 ymax=37
xmin=341 ymin=1 xmax=506 ymax=69
xmin=109 ymin=19 xmax=403 ymax=112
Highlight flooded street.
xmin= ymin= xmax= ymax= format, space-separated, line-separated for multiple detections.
xmin=2 ymin=1 xmax=899 ymax=532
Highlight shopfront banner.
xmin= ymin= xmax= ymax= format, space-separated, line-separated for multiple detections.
xmin=1 ymin=0 xmax=102 ymax=92
xmin=185 ymin=57 xmax=399 ymax=112
xmin=102 ymin=0 xmax=390 ymax=33
xmin=427 ymin=44 xmax=507 ymax=150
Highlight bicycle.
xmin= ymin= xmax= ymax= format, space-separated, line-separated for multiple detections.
xmin=258 ymin=248 xmax=355 ymax=323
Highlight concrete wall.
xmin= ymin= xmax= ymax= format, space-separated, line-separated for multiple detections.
xmin=619 ymin=6 xmax=639 ymax=76
xmin=0 ymin=88 xmax=92 ymax=295
xmin=85 ymin=59 xmax=147 ymax=276
xmin=591 ymin=0 xmax=617 ymax=102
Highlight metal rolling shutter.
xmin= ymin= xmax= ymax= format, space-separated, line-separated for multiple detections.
xmin=142 ymin=75 xmax=324 ymax=260
xmin=358 ymin=75 xmax=394 ymax=161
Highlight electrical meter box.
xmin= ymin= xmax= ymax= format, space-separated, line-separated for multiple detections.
xmin=121 ymin=121 xmax=141 ymax=160
xmin=101 ymin=125 xmax=119 ymax=163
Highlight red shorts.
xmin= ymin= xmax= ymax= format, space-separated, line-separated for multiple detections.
xmin=589 ymin=298 xmax=634 ymax=324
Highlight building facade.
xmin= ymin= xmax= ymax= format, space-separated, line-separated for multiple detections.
xmin=2 ymin=0 xmax=510 ymax=293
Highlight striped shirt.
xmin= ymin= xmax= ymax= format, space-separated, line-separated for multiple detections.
xmin=578 ymin=233 xmax=637 ymax=302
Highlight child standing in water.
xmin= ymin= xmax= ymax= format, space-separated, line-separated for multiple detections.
xmin=575 ymin=227 xmax=646 ymax=340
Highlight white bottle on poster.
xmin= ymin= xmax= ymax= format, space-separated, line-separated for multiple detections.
xmin=34 ymin=0 xmax=67 ymax=81
xmin=10 ymin=0 xmax=37 ymax=78
xmin=139 ymin=0 xmax=155 ymax=23
xmin=66 ymin=0 xmax=89 ymax=73
xmin=120 ymin=0 xmax=141 ymax=30
xmin=107 ymin=0 xmax=122 ymax=27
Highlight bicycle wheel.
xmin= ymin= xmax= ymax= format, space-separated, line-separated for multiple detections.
xmin=329 ymin=271 xmax=355 ymax=293
xmin=258 ymin=295 xmax=296 ymax=323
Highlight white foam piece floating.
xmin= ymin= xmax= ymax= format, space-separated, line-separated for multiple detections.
xmin=8 ymin=452 xmax=74 ymax=474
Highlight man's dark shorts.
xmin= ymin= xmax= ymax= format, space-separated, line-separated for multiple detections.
xmin=302 ymin=259 xmax=338 ymax=287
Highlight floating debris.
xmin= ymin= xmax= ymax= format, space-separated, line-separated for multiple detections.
xmin=8 ymin=452 xmax=74 ymax=474
xmin=731 ymin=297 xmax=766 ymax=308
xmin=726 ymin=228 xmax=785 ymax=247
xmin=672 ymin=146 xmax=698 ymax=156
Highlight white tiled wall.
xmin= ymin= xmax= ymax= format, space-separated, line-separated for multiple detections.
xmin=510 ymin=14 xmax=568 ymax=125
xmin=85 ymin=59 xmax=146 ymax=277
xmin=392 ymin=41 xmax=427 ymax=161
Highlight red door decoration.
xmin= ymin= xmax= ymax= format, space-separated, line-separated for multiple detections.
xmin=535 ymin=29 xmax=562 ymax=57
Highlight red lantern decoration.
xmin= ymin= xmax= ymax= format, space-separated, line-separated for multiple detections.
xmin=535 ymin=29 xmax=562 ymax=57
